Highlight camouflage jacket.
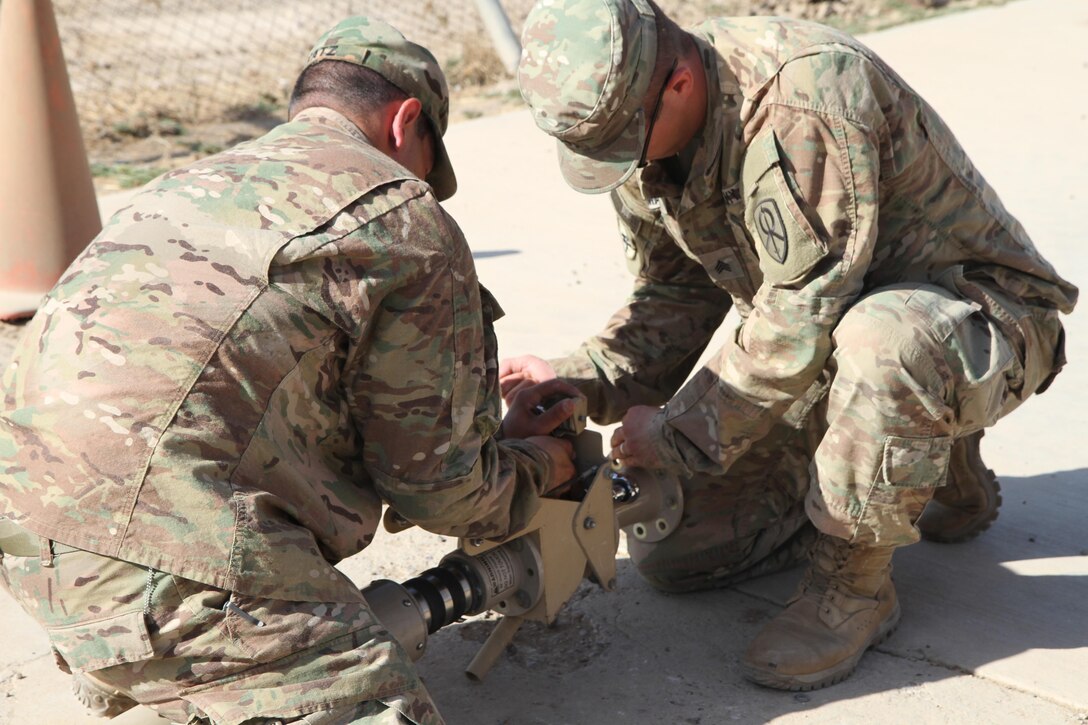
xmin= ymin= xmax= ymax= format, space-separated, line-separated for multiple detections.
xmin=551 ymin=18 xmax=1077 ymax=475
xmin=0 ymin=108 xmax=553 ymax=602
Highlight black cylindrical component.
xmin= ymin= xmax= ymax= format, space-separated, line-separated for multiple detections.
xmin=403 ymin=560 xmax=479 ymax=633
xmin=367 ymin=536 xmax=540 ymax=656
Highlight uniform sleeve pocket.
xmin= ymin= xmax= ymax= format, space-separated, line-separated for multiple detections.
xmin=46 ymin=609 xmax=154 ymax=672
xmin=881 ymin=435 xmax=953 ymax=489
xmin=742 ymin=131 xmax=828 ymax=287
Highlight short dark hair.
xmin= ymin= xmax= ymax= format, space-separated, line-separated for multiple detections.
xmin=289 ymin=60 xmax=407 ymax=116
xmin=289 ymin=60 xmax=432 ymax=140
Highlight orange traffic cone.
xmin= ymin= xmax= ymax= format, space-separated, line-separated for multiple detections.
xmin=0 ymin=0 xmax=101 ymax=321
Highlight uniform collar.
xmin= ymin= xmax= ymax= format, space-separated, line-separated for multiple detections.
xmin=290 ymin=106 xmax=372 ymax=146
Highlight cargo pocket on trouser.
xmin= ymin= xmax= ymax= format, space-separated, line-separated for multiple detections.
xmin=854 ymin=435 xmax=954 ymax=546
xmin=46 ymin=609 xmax=155 ymax=672
xmin=944 ymin=310 xmax=1021 ymax=433
xmin=1 ymin=548 xmax=159 ymax=675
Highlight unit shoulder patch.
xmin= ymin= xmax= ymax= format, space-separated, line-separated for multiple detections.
xmin=754 ymin=198 xmax=788 ymax=264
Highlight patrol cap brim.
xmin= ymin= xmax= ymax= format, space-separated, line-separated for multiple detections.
xmin=428 ymin=134 xmax=456 ymax=201
xmin=555 ymin=105 xmax=647 ymax=195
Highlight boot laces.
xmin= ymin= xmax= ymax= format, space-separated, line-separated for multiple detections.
xmin=794 ymin=537 xmax=853 ymax=605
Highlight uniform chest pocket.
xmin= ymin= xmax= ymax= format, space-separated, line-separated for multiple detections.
xmin=742 ymin=131 xmax=828 ymax=287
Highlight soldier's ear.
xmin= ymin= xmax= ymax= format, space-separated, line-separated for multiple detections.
xmin=667 ymin=64 xmax=695 ymax=100
xmin=389 ymin=98 xmax=425 ymax=152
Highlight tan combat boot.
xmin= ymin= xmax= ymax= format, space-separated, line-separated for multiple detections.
xmin=742 ymin=534 xmax=900 ymax=691
xmin=71 ymin=671 xmax=138 ymax=718
xmin=916 ymin=431 xmax=1001 ymax=543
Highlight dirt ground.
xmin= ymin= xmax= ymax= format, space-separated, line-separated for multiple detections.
xmin=85 ymin=0 xmax=1002 ymax=193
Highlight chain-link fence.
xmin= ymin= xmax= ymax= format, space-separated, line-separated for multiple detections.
xmin=48 ymin=0 xmax=952 ymax=143
xmin=53 ymin=0 xmax=538 ymax=137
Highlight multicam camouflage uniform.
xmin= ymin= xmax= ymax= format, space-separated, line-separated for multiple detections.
xmin=0 ymin=106 xmax=551 ymax=725
xmin=519 ymin=12 xmax=1077 ymax=590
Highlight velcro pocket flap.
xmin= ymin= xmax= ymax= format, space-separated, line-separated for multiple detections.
xmin=742 ymin=132 xmax=828 ymax=286
xmin=741 ymin=131 xmax=779 ymax=191
xmin=47 ymin=609 xmax=154 ymax=672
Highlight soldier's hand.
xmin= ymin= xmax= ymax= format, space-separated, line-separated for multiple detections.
xmin=501 ymin=379 xmax=584 ymax=439
xmin=610 ymin=405 xmax=664 ymax=469
xmin=525 ymin=435 xmax=576 ymax=493
xmin=499 ymin=355 xmax=557 ymax=404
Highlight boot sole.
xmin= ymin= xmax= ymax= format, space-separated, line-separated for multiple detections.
xmin=741 ymin=599 xmax=902 ymax=692
xmin=72 ymin=672 xmax=138 ymax=718
xmin=920 ymin=431 xmax=1002 ymax=543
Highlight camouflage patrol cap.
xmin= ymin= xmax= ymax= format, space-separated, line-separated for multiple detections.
xmin=518 ymin=0 xmax=657 ymax=194
xmin=307 ymin=17 xmax=457 ymax=201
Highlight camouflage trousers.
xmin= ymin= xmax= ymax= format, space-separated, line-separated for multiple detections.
xmin=632 ymin=283 xmax=1064 ymax=592
xmin=0 ymin=546 xmax=443 ymax=725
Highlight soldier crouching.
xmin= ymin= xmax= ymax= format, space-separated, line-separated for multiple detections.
xmin=0 ymin=17 xmax=579 ymax=724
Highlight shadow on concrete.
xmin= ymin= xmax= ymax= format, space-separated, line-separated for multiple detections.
xmin=3 ymin=473 xmax=1081 ymax=723
xmin=472 ymin=249 xmax=520 ymax=259
xmin=418 ymin=468 xmax=1088 ymax=722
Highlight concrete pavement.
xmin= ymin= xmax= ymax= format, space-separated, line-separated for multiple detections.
xmin=2 ymin=0 xmax=1086 ymax=722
